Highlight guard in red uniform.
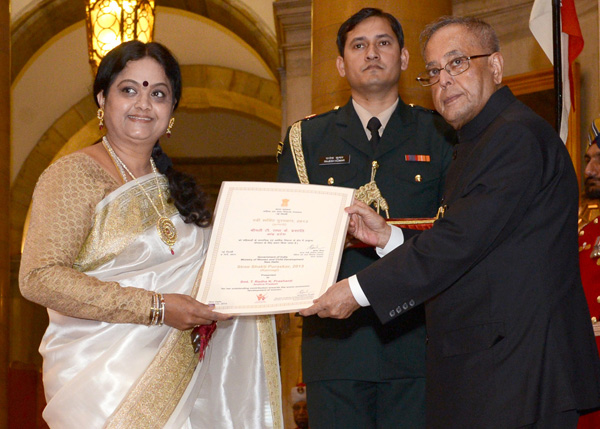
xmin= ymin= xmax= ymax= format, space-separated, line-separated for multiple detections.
xmin=578 ymin=118 xmax=600 ymax=428
xmin=291 ymin=383 xmax=309 ymax=429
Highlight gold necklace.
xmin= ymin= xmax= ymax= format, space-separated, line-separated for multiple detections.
xmin=102 ymin=137 xmax=178 ymax=254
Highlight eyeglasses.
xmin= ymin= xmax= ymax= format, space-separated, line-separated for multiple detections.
xmin=416 ymin=54 xmax=493 ymax=87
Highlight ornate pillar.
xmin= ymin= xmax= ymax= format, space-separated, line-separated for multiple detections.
xmin=274 ymin=1 xmax=311 ymax=427
xmin=275 ymin=0 xmax=312 ymax=130
xmin=312 ymin=0 xmax=452 ymax=114
xmin=0 ymin=0 xmax=10 ymax=425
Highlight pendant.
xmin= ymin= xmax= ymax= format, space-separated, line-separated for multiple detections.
xmin=157 ymin=216 xmax=178 ymax=254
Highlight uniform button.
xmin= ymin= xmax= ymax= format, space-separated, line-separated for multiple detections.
xmin=597 ymin=296 xmax=600 ymax=304
xmin=595 ymin=219 xmax=599 ymax=224
xmin=415 ymin=174 xmax=422 ymax=182
xmin=327 ymin=177 xmax=334 ymax=185
xmin=593 ymin=317 xmax=598 ymax=324
xmin=580 ymin=230 xmax=585 ymax=236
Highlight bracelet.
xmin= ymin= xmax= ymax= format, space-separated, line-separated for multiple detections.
xmin=158 ymin=294 xmax=166 ymax=326
xmin=149 ymin=292 xmax=162 ymax=326
xmin=149 ymin=293 xmax=155 ymax=325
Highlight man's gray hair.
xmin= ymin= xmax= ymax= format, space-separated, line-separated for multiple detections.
xmin=420 ymin=16 xmax=500 ymax=58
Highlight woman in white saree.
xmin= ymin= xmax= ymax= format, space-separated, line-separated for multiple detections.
xmin=19 ymin=41 xmax=282 ymax=428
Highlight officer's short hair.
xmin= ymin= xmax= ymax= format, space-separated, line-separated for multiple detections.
xmin=336 ymin=8 xmax=405 ymax=57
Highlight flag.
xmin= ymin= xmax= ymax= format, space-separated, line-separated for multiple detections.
xmin=529 ymin=0 xmax=584 ymax=143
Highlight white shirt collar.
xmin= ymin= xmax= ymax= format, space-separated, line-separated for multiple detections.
xmin=352 ymin=98 xmax=399 ymax=139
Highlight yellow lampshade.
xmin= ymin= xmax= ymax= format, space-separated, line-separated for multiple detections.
xmin=85 ymin=0 xmax=155 ymax=74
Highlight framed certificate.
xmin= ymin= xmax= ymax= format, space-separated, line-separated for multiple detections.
xmin=196 ymin=181 xmax=355 ymax=315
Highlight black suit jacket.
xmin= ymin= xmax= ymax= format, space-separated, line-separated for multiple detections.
xmin=358 ymin=87 xmax=600 ymax=427
xmin=277 ymin=99 xmax=455 ymax=383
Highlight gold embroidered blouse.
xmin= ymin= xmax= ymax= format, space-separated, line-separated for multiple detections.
xmin=19 ymin=153 xmax=154 ymax=324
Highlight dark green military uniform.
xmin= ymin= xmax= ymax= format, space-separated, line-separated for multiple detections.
xmin=277 ymin=98 xmax=455 ymax=428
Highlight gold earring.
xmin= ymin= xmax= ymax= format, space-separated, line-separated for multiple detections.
xmin=97 ymin=108 xmax=104 ymax=130
xmin=166 ymin=117 xmax=175 ymax=138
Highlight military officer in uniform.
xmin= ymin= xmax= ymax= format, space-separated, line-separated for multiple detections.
xmin=577 ymin=118 xmax=600 ymax=429
xmin=276 ymin=8 xmax=455 ymax=428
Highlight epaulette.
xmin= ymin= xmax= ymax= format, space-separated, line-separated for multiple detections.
xmin=301 ymin=105 xmax=340 ymax=121
xmin=409 ymin=103 xmax=440 ymax=115
xmin=277 ymin=106 xmax=341 ymax=162
xmin=276 ymin=140 xmax=284 ymax=161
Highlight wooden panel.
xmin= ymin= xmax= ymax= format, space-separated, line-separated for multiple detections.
xmin=1 ymin=0 xmax=9 ymax=425
xmin=172 ymin=156 xmax=279 ymax=211
xmin=8 ymin=362 xmax=48 ymax=429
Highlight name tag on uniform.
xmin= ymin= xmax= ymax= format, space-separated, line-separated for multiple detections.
xmin=405 ymin=154 xmax=430 ymax=162
xmin=319 ymin=155 xmax=350 ymax=165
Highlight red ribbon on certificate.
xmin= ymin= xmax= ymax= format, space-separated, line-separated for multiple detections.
xmin=349 ymin=217 xmax=435 ymax=248
xmin=387 ymin=217 xmax=435 ymax=230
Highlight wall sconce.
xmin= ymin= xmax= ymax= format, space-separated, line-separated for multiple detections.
xmin=85 ymin=0 xmax=155 ymax=74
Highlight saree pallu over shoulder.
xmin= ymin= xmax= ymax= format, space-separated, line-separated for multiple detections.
xmin=74 ymin=174 xmax=178 ymax=272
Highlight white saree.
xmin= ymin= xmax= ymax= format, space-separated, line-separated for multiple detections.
xmin=39 ymin=174 xmax=282 ymax=428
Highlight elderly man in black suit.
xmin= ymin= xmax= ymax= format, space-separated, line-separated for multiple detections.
xmin=301 ymin=16 xmax=600 ymax=428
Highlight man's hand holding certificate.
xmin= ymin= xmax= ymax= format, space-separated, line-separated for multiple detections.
xmin=196 ymin=182 xmax=355 ymax=315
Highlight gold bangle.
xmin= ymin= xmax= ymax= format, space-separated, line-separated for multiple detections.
xmin=159 ymin=294 xmax=166 ymax=326
xmin=150 ymin=292 xmax=160 ymax=325
xmin=149 ymin=293 xmax=156 ymax=325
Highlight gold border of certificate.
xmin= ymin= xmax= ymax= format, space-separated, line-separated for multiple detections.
xmin=197 ymin=182 xmax=355 ymax=315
